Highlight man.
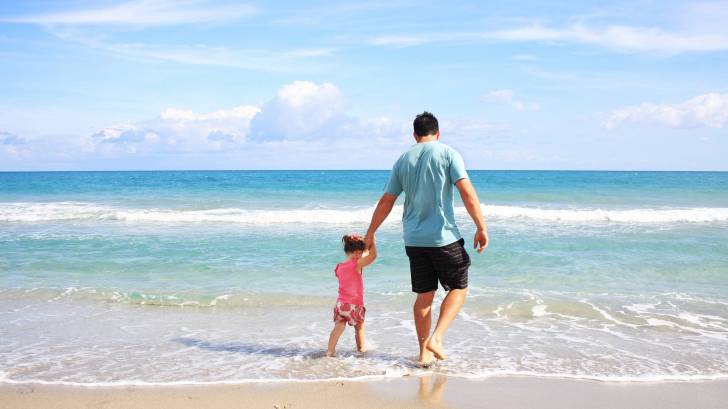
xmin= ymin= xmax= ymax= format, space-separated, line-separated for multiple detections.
xmin=364 ymin=111 xmax=488 ymax=366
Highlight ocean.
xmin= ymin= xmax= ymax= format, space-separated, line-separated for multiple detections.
xmin=1 ymin=170 xmax=727 ymax=385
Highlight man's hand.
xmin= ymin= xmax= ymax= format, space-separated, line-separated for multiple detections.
xmin=474 ymin=228 xmax=489 ymax=253
xmin=456 ymin=178 xmax=489 ymax=254
xmin=364 ymin=232 xmax=375 ymax=250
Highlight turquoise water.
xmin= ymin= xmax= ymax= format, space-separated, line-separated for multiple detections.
xmin=1 ymin=171 xmax=727 ymax=384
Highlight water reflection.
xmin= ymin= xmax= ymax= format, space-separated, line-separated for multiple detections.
xmin=418 ymin=375 xmax=447 ymax=405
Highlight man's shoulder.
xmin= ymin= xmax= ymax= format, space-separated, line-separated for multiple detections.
xmin=436 ymin=141 xmax=461 ymax=155
xmin=428 ymin=142 xmax=462 ymax=162
xmin=395 ymin=142 xmax=461 ymax=166
xmin=392 ymin=149 xmax=410 ymax=167
xmin=394 ymin=144 xmax=420 ymax=163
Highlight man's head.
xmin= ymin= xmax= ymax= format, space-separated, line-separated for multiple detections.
xmin=413 ymin=111 xmax=440 ymax=141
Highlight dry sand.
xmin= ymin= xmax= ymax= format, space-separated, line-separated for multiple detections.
xmin=2 ymin=376 xmax=727 ymax=409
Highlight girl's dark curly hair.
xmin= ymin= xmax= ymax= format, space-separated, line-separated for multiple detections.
xmin=342 ymin=234 xmax=366 ymax=254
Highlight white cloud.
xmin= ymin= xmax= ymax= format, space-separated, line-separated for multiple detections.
xmin=249 ymin=81 xmax=348 ymax=141
xmin=87 ymin=104 xmax=260 ymax=155
xmin=101 ymin=42 xmax=332 ymax=71
xmin=160 ymin=106 xmax=260 ymax=122
xmin=605 ymin=93 xmax=728 ymax=129
xmin=369 ymin=23 xmax=728 ymax=54
xmin=248 ymin=81 xmax=412 ymax=145
xmin=0 ymin=81 xmax=427 ymax=169
xmin=2 ymin=0 xmax=257 ymax=26
xmin=490 ymin=24 xmax=728 ymax=54
xmin=369 ymin=34 xmax=436 ymax=47
xmin=44 ymin=27 xmax=333 ymax=72
xmin=89 ymin=124 xmax=159 ymax=154
xmin=511 ymin=54 xmax=539 ymax=61
xmin=0 ymin=131 xmax=29 ymax=157
xmin=79 ymin=81 xmax=409 ymax=159
xmin=482 ymin=89 xmax=540 ymax=111
xmin=0 ymin=131 xmax=26 ymax=145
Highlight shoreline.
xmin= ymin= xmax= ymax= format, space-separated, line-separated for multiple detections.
xmin=2 ymin=371 xmax=728 ymax=387
xmin=3 ymin=376 xmax=728 ymax=409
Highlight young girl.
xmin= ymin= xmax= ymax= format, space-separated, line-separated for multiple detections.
xmin=326 ymin=234 xmax=377 ymax=357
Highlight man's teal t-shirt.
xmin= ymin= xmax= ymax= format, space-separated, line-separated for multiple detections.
xmin=384 ymin=141 xmax=469 ymax=247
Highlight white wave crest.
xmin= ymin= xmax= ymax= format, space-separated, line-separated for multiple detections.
xmin=0 ymin=202 xmax=385 ymax=224
xmin=1 ymin=202 xmax=727 ymax=224
xmin=485 ymin=205 xmax=728 ymax=223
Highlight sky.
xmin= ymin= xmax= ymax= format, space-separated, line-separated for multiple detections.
xmin=1 ymin=0 xmax=727 ymax=171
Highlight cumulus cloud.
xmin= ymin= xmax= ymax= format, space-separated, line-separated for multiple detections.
xmin=1 ymin=131 xmax=26 ymax=145
xmin=0 ymin=131 xmax=29 ymax=156
xmin=0 ymin=81 xmax=417 ymax=169
xmin=249 ymin=81 xmax=348 ymax=141
xmin=246 ymin=80 xmax=409 ymax=144
xmin=605 ymin=93 xmax=728 ymax=129
xmin=78 ymin=80 xmax=409 ymax=160
xmin=482 ymin=89 xmax=540 ymax=111
xmin=86 ymin=104 xmax=260 ymax=155
xmin=89 ymin=125 xmax=159 ymax=154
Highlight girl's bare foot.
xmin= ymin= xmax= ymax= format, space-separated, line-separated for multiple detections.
xmin=425 ymin=336 xmax=448 ymax=360
xmin=325 ymin=350 xmax=335 ymax=357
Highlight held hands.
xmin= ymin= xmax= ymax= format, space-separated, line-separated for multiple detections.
xmin=364 ymin=231 xmax=375 ymax=250
xmin=474 ymin=228 xmax=489 ymax=253
xmin=358 ymin=233 xmax=378 ymax=270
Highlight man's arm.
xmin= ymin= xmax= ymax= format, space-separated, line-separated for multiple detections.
xmin=455 ymin=178 xmax=489 ymax=253
xmin=364 ymin=193 xmax=397 ymax=249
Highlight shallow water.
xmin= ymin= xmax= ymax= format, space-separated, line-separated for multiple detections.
xmin=1 ymin=170 xmax=727 ymax=384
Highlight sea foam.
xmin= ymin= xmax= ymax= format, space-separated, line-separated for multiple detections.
xmin=2 ymin=202 xmax=727 ymax=224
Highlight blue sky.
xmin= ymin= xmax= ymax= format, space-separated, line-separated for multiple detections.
xmin=1 ymin=0 xmax=727 ymax=170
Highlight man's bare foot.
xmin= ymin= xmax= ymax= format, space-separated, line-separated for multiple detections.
xmin=325 ymin=350 xmax=335 ymax=357
xmin=425 ymin=336 xmax=448 ymax=360
xmin=419 ymin=360 xmax=436 ymax=369
xmin=418 ymin=345 xmax=436 ymax=367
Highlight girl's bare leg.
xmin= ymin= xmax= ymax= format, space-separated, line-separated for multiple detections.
xmin=354 ymin=322 xmax=366 ymax=352
xmin=326 ymin=320 xmax=346 ymax=357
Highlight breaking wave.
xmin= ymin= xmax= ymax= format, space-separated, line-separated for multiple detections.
xmin=1 ymin=202 xmax=728 ymax=224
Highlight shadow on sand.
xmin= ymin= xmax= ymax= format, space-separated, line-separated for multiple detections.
xmin=174 ymin=337 xmax=321 ymax=358
xmin=173 ymin=337 xmax=417 ymax=366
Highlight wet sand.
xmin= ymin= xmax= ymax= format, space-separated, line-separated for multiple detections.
xmin=2 ymin=376 xmax=727 ymax=409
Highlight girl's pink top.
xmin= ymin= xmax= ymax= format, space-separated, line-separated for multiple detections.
xmin=335 ymin=259 xmax=364 ymax=305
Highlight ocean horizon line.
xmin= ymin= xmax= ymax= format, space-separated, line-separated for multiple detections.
xmin=1 ymin=169 xmax=727 ymax=173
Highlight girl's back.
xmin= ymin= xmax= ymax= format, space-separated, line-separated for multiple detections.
xmin=335 ymin=259 xmax=363 ymax=305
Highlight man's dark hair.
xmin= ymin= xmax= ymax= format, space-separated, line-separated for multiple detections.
xmin=413 ymin=111 xmax=439 ymax=137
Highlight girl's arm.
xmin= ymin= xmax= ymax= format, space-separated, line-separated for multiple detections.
xmin=357 ymin=241 xmax=377 ymax=272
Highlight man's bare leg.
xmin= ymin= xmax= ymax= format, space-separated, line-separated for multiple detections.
xmin=426 ymin=288 xmax=467 ymax=360
xmin=414 ymin=291 xmax=435 ymax=365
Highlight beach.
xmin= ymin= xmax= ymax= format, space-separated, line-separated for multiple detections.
xmin=4 ymin=0 xmax=728 ymax=405
xmin=1 ymin=170 xmax=727 ymax=405
xmin=3 ymin=377 xmax=728 ymax=409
